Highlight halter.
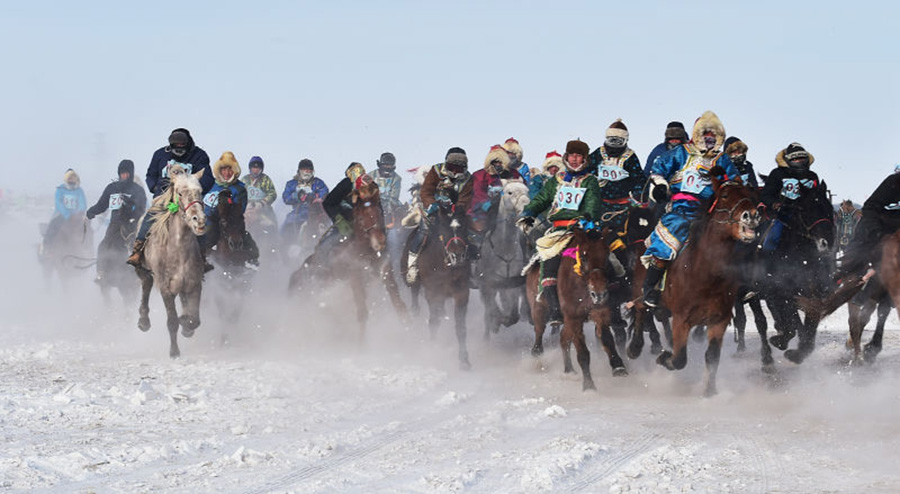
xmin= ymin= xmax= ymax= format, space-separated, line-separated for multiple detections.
xmin=708 ymin=188 xmax=755 ymax=224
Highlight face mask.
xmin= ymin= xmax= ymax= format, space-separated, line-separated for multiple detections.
xmin=666 ymin=139 xmax=683 ymax=150
xmin=730 ymin=154 xmax=746 ymax=166
xmin=703 ymin=135 xmax=717 ymax=151
xmin=299 ymin=170 xmax=313 ymax=181
xmin=605 ymin=136 xmax=626 ymax=148
xmin=171 ymin=146 xmax=188 ymax=158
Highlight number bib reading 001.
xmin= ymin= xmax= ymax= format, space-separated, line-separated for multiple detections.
xmin=556 ymin=186 xmax=586 ymax=211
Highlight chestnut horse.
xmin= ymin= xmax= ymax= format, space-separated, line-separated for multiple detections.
xmin=401 ymin=204 xmax=472 ymax=369
xmin=135 ymin=169 xmax=207 ymax=358
xmin=633 ymin=177 xmax=760 ymax=396
xmin=526 ymin=224 xmax=628 ymax=391
xmin=289 ymin=182 xmax=407 ymax=335
xmin=210 ymin=188 xmax=256 ymax=335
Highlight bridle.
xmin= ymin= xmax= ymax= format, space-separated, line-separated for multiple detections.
xmin=707 ymin=185 xmax=756 ymax=225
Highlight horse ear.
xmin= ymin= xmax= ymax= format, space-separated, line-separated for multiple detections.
xmin=708 ymin=165 xmax=726 ymax=192
xmin=193 ymin=169 xmax=205 ymax=180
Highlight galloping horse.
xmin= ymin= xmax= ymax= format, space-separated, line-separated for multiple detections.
xmin=636 ymin=175 xmax=760 ymax=396
xmin=762 ymin=181 xmax=835 ymax=365
xmin=210 ymin=188 xmax=256 ymax=335
xmin=289 ymin=182 xmax=407 ymax=335
xmin=96 ymin=217 xmax=140 ymax=304
xmin=39 ymin=215 xmax=94 ymax=288
xmin=526 ymin=224 xmax=628 ymax=391
xmin=135 ymin=169 xmax=207 ymax=358
xmin=621 ymin=203 xmax=669 ymax=357
xmin=478 ymin=179 xmax=532 ymax=339
xmin=282 ymin=199 xmax=331 ymax=266
xmin=401 ymin=202 xmax=472 ymax=369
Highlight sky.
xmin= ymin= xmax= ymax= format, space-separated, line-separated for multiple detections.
xmin=2 ymin=0 xmax=898 ymax=203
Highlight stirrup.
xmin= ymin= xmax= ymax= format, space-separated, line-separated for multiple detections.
xmin=643 ymin=289 xmax=661 ymax=308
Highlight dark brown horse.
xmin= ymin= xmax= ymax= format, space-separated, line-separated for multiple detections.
xmin=210 ymin=189 xmax=256 ymax=336
xmin=290 ymin=182 xmax=407 ymax=335
xmin=526 ymin=225 xmax=628 ymax=391
xmin=401 ymin=204 xmax=472 ymax=369
xmin=633 ymin=178 xmax=760 ymax=396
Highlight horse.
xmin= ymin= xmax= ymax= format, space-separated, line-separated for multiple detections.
xmin=38 ymin=215 xmax=94 ymax=288
xmin=244 ymin=202 xmax=278 ymax=262
xmin=761 ymin=180 xmax=836 ymax=365
xmin=477 ymin=179 xmax=532 ymax=339
xmin=281 ymin=199 xmax=331 ymax=267
xmin=289 ymin=182 xmax=407 ymax=336
xmin=96 ymin=217 xmax=140 ymax=304
xmin=526 ymin=224 xmax=628 ymax=391
xmin=401 ymin=201 xmax=472 ymax=369
xmin=634 ymin=176 xmax=760 ymax=396
xmin=135 ymin=169 xmax=208 ymax=358
xmin=846 ymin=280 xmax=893 ymax=365
xmin=209 ymin=188 xmax=256 ymax=340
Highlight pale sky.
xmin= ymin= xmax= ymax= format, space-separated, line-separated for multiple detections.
xmin=2 ymin=0 xmax=898 ymax=203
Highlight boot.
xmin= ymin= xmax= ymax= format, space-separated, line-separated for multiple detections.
xmin=642 ymin=263 xmax=666 ymax=308
xmin=126 ymin=240 xmax=146 ymax=267
xmin=543 ymin=284 xmax=563 ymax=326
xmin=406 ymin=252 xmax=419 ymax=284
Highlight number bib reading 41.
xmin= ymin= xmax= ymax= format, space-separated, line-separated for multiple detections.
xmin=681 ymin=169 xmax=710 ymax=195
xmin=556 ymin=185 xmax=586 ymax=211
xmin=598 ymin=165 xmax=630 ymax=182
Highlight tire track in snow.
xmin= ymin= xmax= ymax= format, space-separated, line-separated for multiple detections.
xmin=568 ymin=431 xmax=664 ymax=492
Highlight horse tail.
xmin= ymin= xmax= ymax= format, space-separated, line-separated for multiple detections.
xmin=796 ymin=277 xmax=865 ymax=319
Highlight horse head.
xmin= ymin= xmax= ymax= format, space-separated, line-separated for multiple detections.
xmin=709 ymin=168 xmax=760 ymax=243
xmin=216 ymin=188 xmax=246 ymax=253
xmin=352 ymin=179 xmax=388 ymax=254
xmin=499 ymin=179 xmax=530 ymax=218
xmin=171 ymin=169 xmax=207 ymax=236
xmin=801 ymin=181 xmax=836 ymax=253
xmin=572 ymin=222 xmax=611 ymax=306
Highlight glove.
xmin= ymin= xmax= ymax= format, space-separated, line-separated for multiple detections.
xmin=487 ymin=185 xmax=503 ymax=198
xmin=480 ymin=202 xmax=492 ymax=213
xmin=425 ymin=203 xmax=439 ymax=217
xmin=651 ymin=183 xmax=669 ymax=203
xmin=334 ymin=215 xmax=353 ymax=237
xmin=516 ymin=216 xmax=536 ymax=234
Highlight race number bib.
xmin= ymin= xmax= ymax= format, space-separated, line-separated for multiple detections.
xmin=163 ymin=160 xmax=193 ymax=178
xmin=203 ymin=191 xmax=219 ymax=209
xmin=62 ymin=193 xmax=79 ymax=210
xmin=556 ymin=186 xmax=586 ymax=211
xmin=681 ymin=169 xmax=710 ymax=195
xmin=247 ymin=186 xmax=265 ymax=201
xmin=780 ymin=178 xmax=800 ymax=200
xmin=108 ymin=193 xmax=124 ymax=210
xmin=740 ymin=173 xmax=750 ymax=184
xmin=597 ymin=165 xmax=630 ymax=182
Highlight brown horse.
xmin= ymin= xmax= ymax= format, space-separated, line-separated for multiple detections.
xmin=634 ymin=178 xmax=760 ymax=396
xmin=526 ymin=225 xmax=628 ymax=391
xmin=210 ymin=188 xmax=256 ymax=337
xmin=289 ymin=182 xmax=407 ymax=335
xmin=401 ymin=204 xmax=472 ymax=369
xmin=135 ymin=169 xmax=207 ymax=358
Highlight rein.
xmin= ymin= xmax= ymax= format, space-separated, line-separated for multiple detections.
xmin=710 ymin=196 xmax=754 ymax=224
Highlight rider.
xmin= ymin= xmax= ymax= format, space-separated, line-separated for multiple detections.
xmin=201 ymin=152 xmax=260 ymax=266
xmin=405 ymin=147 xmax=473 ymax=284
xmin=127 ymin=128 xmax=213 ymax=266
xmin=242 ymin=155 xmax=278 ymax=228
xmin=468 ymin=145 xmax=524 ymax=264
xmin=502 ymin=137 xmax=531 ymax=187
xmin=371 ymin=152 xmax=403 ymax=217
xmin=529 ymin=151 xmax=563 ymax=200
xmin=281 ymin=158 xmax=329 ymax=240
xmin=589 ymin=119 xmax=645 ymax=242
xmin=642 ymin=111 xmax=739 ymax=307
xmin=41 ymin=168 xmax=87 ymax=255
xmin=644 ymin=121 xmax=690 ymax=177
xmin=759 ymin=142 xmax=822 ymax=252
xmin=313 ymin=162 xmax=372 ymax=258
xmin=835 ymin=199 xmax=862 ymax=251
xmin=838 ymin=166 xmax=900 ymax=282
xmin=85 ymin=159 xmax=147 ymax=282
xmin=723 ymin=136 xmax=759 ymax=188
xmin=516 ymin=139 xmax=603 ymax=325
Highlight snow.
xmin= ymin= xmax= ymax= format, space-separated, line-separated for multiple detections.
xmin=3 ymin=210 xmax=900 ymax=493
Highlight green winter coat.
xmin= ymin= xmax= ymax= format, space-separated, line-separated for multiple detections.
xmin=523 ymin=171 xmax=604 ymax=229
xmin=242 ymin=173 xmax=277 ymax=206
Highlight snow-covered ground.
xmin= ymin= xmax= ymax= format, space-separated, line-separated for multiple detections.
xmin=3 ymin=210 xmax=900 ymax=494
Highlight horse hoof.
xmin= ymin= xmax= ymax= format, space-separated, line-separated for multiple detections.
xmin=459 ymin=360 xmax=471 ymax=371
xmin=612 ymin=366 xmax=628 ymax=377
xmin=783 ymin=349 xmax=804 ymax=364
xmin=531 ymin=345 xmax=544 ymax=357
xmin=692 ymin=327 xmax=706 ymax=343
xmin=650 ymin=342 xmax=663 ymax=355
xmin=182 ymin=327 xmax=195 ymax=338
xmin=656 ymin=351 xmax=675 ymax=370
xmin=169 ymin=350 xmax=180 ymax=359
xmin=703 ymin=385 xmax=718 ymax=398
xmin=863 ymin=344 xmax=882 ymax=363
xmin=769 ymin=333 xmax=794 ymax=351
xmin=582 ymin=380 xmax=597 ymax=391
xmin=736 ymin=342 xmax=746 ymax=353
xmin=626 ymin=345 xmax=642 ymax=360
xmin=138 ymin=318 xmax=151 ymax=332
xmin=761 ymin=361 xmax=777 ymax=374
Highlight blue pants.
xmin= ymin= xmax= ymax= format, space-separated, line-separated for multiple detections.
xmin=136 ymin=214 xmax=154 ymax=242
xmin=644 ymin=200 xmax=701 ymax=261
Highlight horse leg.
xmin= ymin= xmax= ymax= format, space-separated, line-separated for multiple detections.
xmin=733 ymin=298 xmax=747 ymax=353
xmin=162 ymin=293 xmax=181 ymax=359
xmin=351 ymin=279 xmax=368 ymax=338
xmin=179 ymin=288 xmax=202 ymax=337
xmin=427 ymin=295 xmax=444 ymax=341
xmin=847 ymin=302 xmax=870 ymax=366
xmin=596 ymin=318 xmax=627 ymax=377
xmin=410 ymin=282 xmax=421 ymax=315
xmin=703 ymin=321 xmax=729 ymax=397
xmin=559 ymin=315 xmax=576 ymax=375
xmin=768 ymin=298 xmax=797 ymax=351
xmin=136 ymin=268 xmax=153 ymax=332
xmin=454 ymin=290 xmax=470 ymax=371
xmin=785 ymin=308 xmax=820 ymax=364
xmin=381 ymin=262 xmax=409 ymax=322
xmin=657 ymin=313 xmax=673 ymax=347
xmin=627 ymin=308 xmax=646 ymax=360
xmin=563 ymin=316 xmax=594 ymax=390
xmin=480 ymin=287 xmax=500 ymax=341
xmin=499 ymin=288 xmax=521 ymax=328
xmin=657 ymin=314 xmax=689 ymax=371
xmin=865 ymin=294 xmax=891 ymax=362
xmin=519 ymin=286 xmax=533 ymax=325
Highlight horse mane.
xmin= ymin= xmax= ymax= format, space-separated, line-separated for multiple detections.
xmin=147 ymin=186 xmax=177 ymax=245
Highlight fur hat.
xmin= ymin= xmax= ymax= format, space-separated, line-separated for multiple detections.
xmin=63 ymin=168 xmax=80 ymax=187
xmin=775 ymin=142 xmax=815 ymax=168
xmin=723 ymin=137 xmax=748 ymax=156
xmin=691 ymin=111 xmax=726 ymax=155
xmin=248 ymin=156 xmax=264 ymax=170
xmin=445 ymin=147 xmax=468 ymax=166
xmin=213 ymin=151 xmax=241 ymax=183
xmin=297 ymin=158 xmax=314 ymax=171
xmin=664 ymin=121 xmax=688 ymax=141
xmin=377 ymin=152 xmax=396 ymax=167
xmin=606 ymin=119 xmax=629 ymax=141
xmin=502 ymin=137 xmax=523 ymax=161
xmin=484 ymin=144 xmax=512 ymax=172
xmin=542 ymin=151 xmax=563 ymax=172
xmin=565 ymin=139 xmax=590 ymax=157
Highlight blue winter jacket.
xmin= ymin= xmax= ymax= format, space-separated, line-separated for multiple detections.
xmin=203 ymin=181 xmax=248 ymax=225
xmin=644 ymin=142 xmax=670 ymax=177
xmin=55 ymin=185 xmax=87 ymax=219
xmin=282 ymin=177 xmax=329 ymax=225
xmin=146 ymin=146 xmax=213 ymax=197
xmin=648 ymin=145 xmax=738 ymax=202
